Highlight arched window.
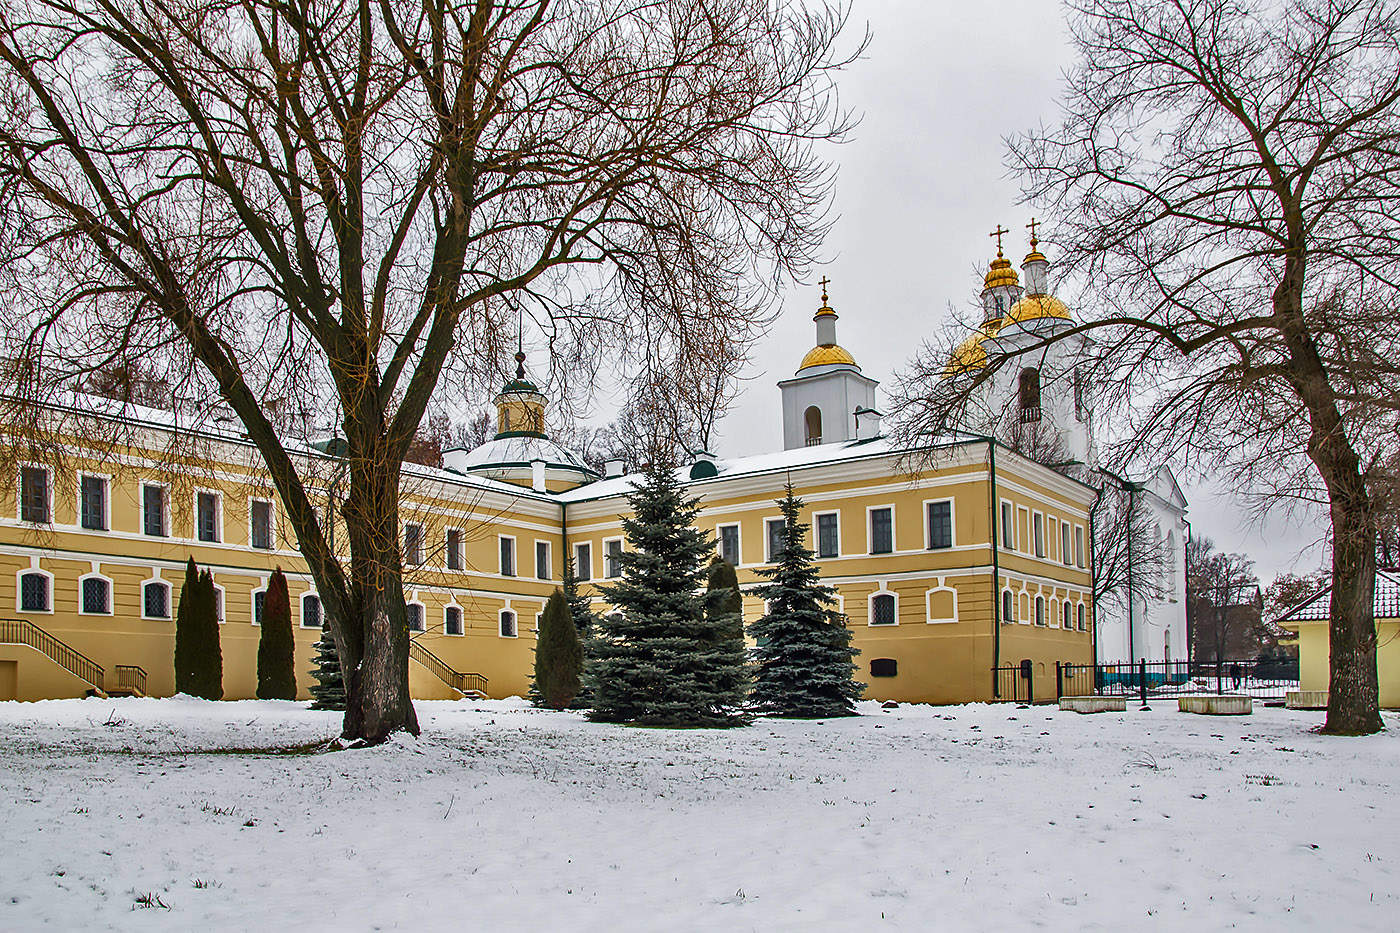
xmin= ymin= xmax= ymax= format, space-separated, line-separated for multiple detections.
xmin=406 ymin=602 xmax=425 ymax=632
xmin=1034 ymin=595 xmax=1045 ymax=626
xmin=18 ymin=571 xmax=50 ymax=612
xmin=499 ymin=609 xmax=518 ymax=638
xmin=143 ymin=580 xmax=171 ymax=619
xmin=1001 ymin=589 xmax=1014 ymax=624
xmin=1164 ymin=532 xmax=1178 ymax=597
xmin=804 ymin=406 xmax=822 ymax=446
xmin=301 ymin=593 xmax=323 ymax=629
xmin=1062 ymin=600 xmax=1071 ymax=630
xmin=1077 ymin=603 xmax=1086 ymax=631
xmin=870 ymin=592 xmax=897 ymax=626
xmin=1019 ymin=368 xmax=1042 ymax=422
xmin=445 ymin=605 xmax=464 ymax=636
xmin=80 ymin=575 xmax=112 ymax=615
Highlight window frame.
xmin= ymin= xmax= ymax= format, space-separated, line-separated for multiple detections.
xmin=499 ymin=534 xmax=517 ymax=577
xmin=717 ymin=523 xmax=742 ymax=567
xmin=444 ymin=604 xmax=465 ymax=637
xmin=1062 ymin=600 xmax=1072 ymax=630
xmin=764 ymin=517 xmax=787 ymax=563
xmin=1034 ymin=595 xmax=1045 ymax=627
xmin=869 ymin=589 xmax=898 ymax=627
xmin=249 ymin=497 xmax=275 ymax=550
xmin=141 ymin=481 xmax=169 ymax=538
xmin=77 ymin=571 xmax=114 ymax=615
xmin=602 ymin=537 xmax=624 ymax=579
xmin=1075 ymin=525 xmax=1086 ymax=568
xmin=924 ymin=583 xmax=958 ymax=625
xmin=1017 ymin=506 xmax=1030 ymax=553
xmin=251 ymin=585 xmax=267 ymax=626
xmin=1000 ymin=499 xmax=1015 ymax=550
xmin=1062 ymin=520 xmax=1073 ymax=566
xmin=1000 ymin=588 xmax=1014 ymax=625
xmin=534 ymin=539 xmax=551 ymax=580
xmin=866 ymin=504 xmax=895 ymax=556
xmin=141 ymin=577 xmax=172 ymax=620
xmin=405 ymin=600 xmax=426 ymax=633
xmin=78 ymin=473 xmax=110 ymax=532
xmin=404 ymin=522 xmax=425 ymax=566
xmin=301 ymin=591 xmax=323 ymax=629
xmin=498 ymin=608 xmax=518 ymax=638
xmin=813 ymin=510 xmax=840 ymax=560
xmin=574 ymin=542 xmax=593 ymax=581
xmin=1032 ymin=511 xmax=1045 ymax=558
xmin=18 ymin=463 xmax=52 ymax=525
xmin=445 ymin=528 xmax=464 ymax=571
xmin=1077 ymin=602 xmax=1086 ymax=632
xmin=211 ymin=582 xmax=226 ymax=624
xmin=923 ymin=498 xmax=954 ymax=550
xmin=194 ymin=489 xmax=223 ymax=543
xmin=17 ymin=567 xmax=54 ymax=614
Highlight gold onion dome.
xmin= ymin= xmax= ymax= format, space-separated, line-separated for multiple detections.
xmin=1006 ymin=293 xmax=1071 ymax=324
xmin=797 ymin=275 xmax=859 ymax=372
xmin=799 ymin=344 xmax=858 ymax=370
xmin=947 ymin=321 xmax=1001 ymax=374
xmin=984 ymin=255 xmax=1019 ymax=290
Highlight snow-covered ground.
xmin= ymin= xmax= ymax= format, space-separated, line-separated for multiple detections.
xmin=1 ymin=697 xmax=1396 ymax=931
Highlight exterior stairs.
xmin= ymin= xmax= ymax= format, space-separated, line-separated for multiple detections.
xmin=409 ymin=640 xmax=488 ymax=699
xmin=0 ymin=618 xmax=108 ymax=697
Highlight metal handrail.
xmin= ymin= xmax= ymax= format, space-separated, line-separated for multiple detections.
xmin=0 ymin=618 xmax=105 ymax=690
xmin=114 ymin=664 xmax=148 ymax=696
xmin=409 ymin=640 xmax=488 ymax=696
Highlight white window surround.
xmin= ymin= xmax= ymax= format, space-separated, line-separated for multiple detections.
xmin=1000 ymin=499 xmax=1016 ymax=550
xmin=865 ymin=504 xmax=896 ymax=556
xmin=1034 ymin=595 xmax=1046 ymax=627
xmin=211 ymin=582 xmax=226 ymax=624
xmin=140 ymin=576 xmax=173 ymax=620
xmin=16 ymin=566 xmax=54 ymax=614
xmin=251 ymin=584 xmax=268 ymax=626
xmin=534 ymin=539 xmax=552 ymax=580
xmin=248 ymin=497 xmax=276 ymax=550
xmin=924 ymin=582 xmax=958 ymax=624
xmin=763 ymin=516 xmax=786 ymax=563
xmin=406 ymin=599 xmax=427 ymax=633
xmin=573 ymin=542 xmax=593 ymax=581
xmin=715 ymin=522 xmax=742 ymax=567
xmin=1018 ymin=589 xmax=1031 ymax=625
xmin=1000 ymin=588 xmax=1015 ymax=625
xmin=922 ymin=497 xmax=955 ymax=550
xmin=499 ymin=534 xmax=517 ymax=577
xmin=1075 ymin=524 xmax=1087 ymax=569
xmin=77 ymin=571 xmax=114 ymax=615
xmin=1032 ymin=510 xmax=1045 ymax=558
xmin=812 ymin=510 xmax=841 ymax=559
xmin=16 ymin=462 xmax=53 ymax=524
xmin=300 ymin=591 xmax=322 ymax=628
xmin=1017 ymin=506 xmax=1030 ymax=554
xmin=602 ymin=536 xmax=624 ymax=579
xmin=444 ymin=603 xmax=465 ymax=636
xmin=444 ymin=527 xmax=465 ymax=571
xmin=868 ymin=587 xmax=898 ymax=626
xmin=77 ymin=472 xmax=112 ymax=532
xmin=194 ymin=488 xmax=223 ymax=543
xmin=498 ymin=608 xmax=519 ymax=638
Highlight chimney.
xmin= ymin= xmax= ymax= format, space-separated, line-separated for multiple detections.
xmin=604 ymin=458 xmax=625 ymax=479
xmin=854 ymin=406 xmax=883 ymax=441
xmin=530 ymin=459 xmax=547 ymax=493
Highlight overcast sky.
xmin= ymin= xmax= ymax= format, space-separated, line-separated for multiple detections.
xmin=594 ymin=1 xmax=1330 ymax=584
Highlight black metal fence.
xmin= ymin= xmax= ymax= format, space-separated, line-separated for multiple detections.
xmin=994 ymin=657 xmax=1300 ymax=704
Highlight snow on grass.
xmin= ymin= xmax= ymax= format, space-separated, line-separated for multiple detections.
xmin=1 ymin=697 xmax=1397 ymax=930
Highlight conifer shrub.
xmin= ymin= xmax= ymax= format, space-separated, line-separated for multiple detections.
xmin=174 ymin=559 xmax=223 ymax=700
xmin=532 ymin=588 xmax=583 ymax=710
xmin=585 ymin=460 xmax=751 ymax=727
xmin=309 ymin=632 xmax=346 ymax=710
xmin=750 ymin=483 xmax=862 ymax=717
xmin=195 ymin=568 xmax=224 ymax=700
xmin=256 ymin=568 xmax=296 ymax=700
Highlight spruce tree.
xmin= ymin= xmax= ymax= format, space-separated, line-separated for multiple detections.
xmin=562 ymin=557 xmax=597 ymax=638
xmin=172 ymin=558 xmax=201 ymax=696
xmin=585 ymin=460 xmax=751 ymax=727
xmin=195 ymin=568 xmax=224 ymax=700
xmin=308 ymin=633 xmax=346 ymax=710
xmin=750 ymin=483 xmax=863 ymax=717
xmin=256 ymin=568 xmax=296 ymax=700
xmin=532 ymin=589 xmax=583 ymax=710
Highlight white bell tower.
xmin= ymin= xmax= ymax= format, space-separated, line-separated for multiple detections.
xmin=778 ymin=278 xmax=879 ymax=449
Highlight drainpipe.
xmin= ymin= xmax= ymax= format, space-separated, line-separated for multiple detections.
xmin=989 ymin=440 xmax=1002 ymax=697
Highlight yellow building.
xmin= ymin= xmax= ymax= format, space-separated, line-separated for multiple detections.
xmin=1 ymin=266 xmax=1097 ymax=705
xmin=1276 ymin=570 xmax=1400 ymax=708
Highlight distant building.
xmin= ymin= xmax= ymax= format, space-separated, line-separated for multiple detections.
xmin=1276 ymin=569 xmax=1400 ymax=707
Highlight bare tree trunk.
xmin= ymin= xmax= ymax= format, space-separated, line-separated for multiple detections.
xmin=1318 ymin=457 xmax=1381 ymax=735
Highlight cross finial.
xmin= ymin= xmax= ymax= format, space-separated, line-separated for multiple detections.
xmin=1026 ymin=217 xmax=1040 ymax=248
xmin=818 ymin=275 xmax=831 ymax=304
xmin=515 ymin=311 xmax=526 ymax=380
xmin=989 ymin=224 xmax=1009 ymax=256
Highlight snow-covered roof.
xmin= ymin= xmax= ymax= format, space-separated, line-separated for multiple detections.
xmin=1276 ymin=569 xmax=1400 ymax=623
xmin=445 ymin=435 xmax=596 ymax=476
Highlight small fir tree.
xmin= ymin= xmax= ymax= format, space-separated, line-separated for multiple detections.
xmin=308 ymin=633 xmax=346 ymax=710
xmin=174 ymin=560 xmax=223 ymax=699
xmin=561 ymin=556 xmax=598 ymax=707
xmin=585 ymin=460 xmax=751 ymax=727
xmin=195 ymin=568 xmax=224 ymax=700
xmin=256 ymin=569 xmax=297 ymax=700
xmin=532 ymin=589 xmax=583 ymax=710
xmin=750 ymin=483 xmax=862 ymax=717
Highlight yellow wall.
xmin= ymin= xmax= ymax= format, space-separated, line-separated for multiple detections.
xmin=1291 ymin=619 xmax=1400 ymax=708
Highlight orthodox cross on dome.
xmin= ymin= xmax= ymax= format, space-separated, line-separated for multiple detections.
xmin=989 ymin=224 xmax=1009 ymax=256
xmin=1026 ymin=217 xmax=1040 ymax=249
xmin=515 ymin=311 xmax=526 ymax=379
xmin=819 ymin=275 xmax=831 ymax=302
xmin=815 ymin=275 xmax=835 ymax=316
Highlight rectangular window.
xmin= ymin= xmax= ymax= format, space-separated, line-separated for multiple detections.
xmin=197 ymin=491 xmax=221 ymax=542
xmin=766 ymin=518 xmax=786 ymax=562
xmin=405 ymin=523 xmax=424 ymax=565
xmin=499 ymin=610 xmax=517 ymax=638
xmin=816 ymin=513 xmax=839 ymax=558
xmin=144 ymin=582 xmax=170 ymax=619
xmin=536 ymin=540 xmax=551 ymax=580
xmin=80 ymin=475 xmax=107 ymax=530
xmin=604 ymin=539 xmax=623 ymax=578
xmin=500 ymin=536 xmax=516 ymax=576
xmin=1075 ymin=526 xmax=1086 ymax=568
xmin=445 ymin=606 xmax=464 ymax=636
xmin=926 ymin=501 xmax=952 ymax=550
xmin=718 ymin=524 xmax=740 ymax=567
xmin=250 ymin=499 xmax=273 ymax=549
xmin=253 ymin=590 xmax=266 ymax=626
xmin=1062 ymin=522 xmax=1073 ymax=566
xmin=871 ymin=593 xmax=897 ymax=626
xmin=19 ymin=466 xmax=49 ymax=523
xmin=1033 ymin=512 xmax=1045 ymax=557
xmin=20 ymin=572 xmax=49 ymax=612
xmin=1000 ymin=501 xmax=1014 ymax=549
xmin=869 ymin=507 xmax=893 ymax=555
xmin=143 ymin=485 xmax=167 ymax=537
xmin=574 ymin=543 xmax=592 ymax=581
xmin=446 ymin=529 xmax=463 ymax=571
xmin=81 ymin=577 xmax=111 ymax=614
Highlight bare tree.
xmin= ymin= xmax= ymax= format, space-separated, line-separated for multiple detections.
xmin=1087 ymin=475 xmax=1168 ymax=638
xmin=896 ymin=0 xmax=1400 ymax=733
xmin=0 ymin=0 xmax=858 ymax=742
xmin=1186 ymin=537 xmax=1262 ymax=671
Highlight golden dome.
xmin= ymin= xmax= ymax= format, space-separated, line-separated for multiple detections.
xmin=984 ymin=256 xmax=1019 ymax=290
xmin=798 ymin=344 xmax=858 ymax=371
xmin=1022 ymin=249 xmax=1047 ymax=265
xmin=1006 ymin=294 xmax=1071 ymax=324
xmin=945 ymin=321 xmax=1002 ymax=375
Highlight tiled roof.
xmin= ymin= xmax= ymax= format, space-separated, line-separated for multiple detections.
xmin=1276 ymin=569 xmax=1400 ymax=623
